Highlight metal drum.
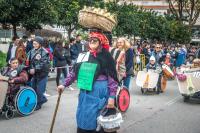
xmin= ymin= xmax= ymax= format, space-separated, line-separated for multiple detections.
xmin=116 ymin=86 xmax=130 ymax=112
xmin=15 ymin=87 xmax=37 ymax=116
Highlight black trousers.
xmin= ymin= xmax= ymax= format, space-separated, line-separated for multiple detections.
xmin=56 ymin=67 xmax=67 ymax=86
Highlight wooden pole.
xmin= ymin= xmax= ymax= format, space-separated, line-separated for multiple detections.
xmin=49 ymin=91 xmax=62 ymax=133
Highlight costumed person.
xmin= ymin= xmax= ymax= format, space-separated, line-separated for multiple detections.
xmin=26 ymin=36 xmax=50 ymax=110
xmin=114 ymin=37 xmax=134 ymax=89
xmin=146 ymin=56 xmax=162 ymax=93
xmin=146 ymin=56 xmax=157 ymax=71
xmin=57 ymin=31 xmax=119 ymax=133
xmin=57 ymin=5 xmax=123 ymax=133
xmin=0 ymin=58 xmax=28 ymax=94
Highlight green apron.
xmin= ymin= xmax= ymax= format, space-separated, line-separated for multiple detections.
xmin=77 ymin=62 xmax=97 ymax=91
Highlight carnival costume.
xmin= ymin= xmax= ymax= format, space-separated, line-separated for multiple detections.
xmin=62 ymin=6 xmax=123 ymax=132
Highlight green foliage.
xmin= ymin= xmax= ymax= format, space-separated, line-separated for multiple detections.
xmin=0 ymin=0 xmax=57 ymax=32
xmin=106 ymin=2 xmax=191 ymax=43
xmin=0 ymin=51 xmax=6 ymax=68
xmin=166 ymin=21 xmax=191 ymax=43
xmin=0 ymin=0 xmax=192 ymax=43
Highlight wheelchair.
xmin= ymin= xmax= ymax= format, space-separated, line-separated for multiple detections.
xmin=0 ymin=81 xmax=37 ymax=119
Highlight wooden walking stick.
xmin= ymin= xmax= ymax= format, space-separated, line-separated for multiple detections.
xmin=49 ymin=91 xmax=62 ymax=133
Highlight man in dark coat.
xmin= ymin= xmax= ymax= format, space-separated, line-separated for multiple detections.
xmin=6 ymin=36 xmax=20 ymax=63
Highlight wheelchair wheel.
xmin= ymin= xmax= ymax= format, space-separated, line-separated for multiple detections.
xmin=15 ymin=87 xmax=37 ymax=116
xmin=116 ymin=86 xmax=130 ymax=112
xmin=183 ymin=96 xmax=190 ymax=102
xmin=5 ymin=110 xmax=14 ymax=119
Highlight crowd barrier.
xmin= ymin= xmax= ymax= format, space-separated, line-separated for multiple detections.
xmin=134 ymin=54 xmax=146 ymax=72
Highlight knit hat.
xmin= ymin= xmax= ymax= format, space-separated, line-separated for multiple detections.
xmin=150 ymin=56 xmax=155 ymax=61
xmin=34 ymin=36 xmax=44 ymax=45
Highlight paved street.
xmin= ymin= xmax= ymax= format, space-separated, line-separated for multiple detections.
xmin=0 ymin=78 xmax=200 ymax=133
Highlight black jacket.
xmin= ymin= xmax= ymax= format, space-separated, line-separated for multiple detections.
xmin=54 ymin=46 xmax=71 ymax=67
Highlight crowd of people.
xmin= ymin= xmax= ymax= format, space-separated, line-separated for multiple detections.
xmin=1 ymin=32 xmax=200 ymax=132
xmin=134 ymin=41 xmax=200 ymax=70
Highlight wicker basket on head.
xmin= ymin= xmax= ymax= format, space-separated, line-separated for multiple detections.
xmin=78 ymin=6 xmax=117 ymax=32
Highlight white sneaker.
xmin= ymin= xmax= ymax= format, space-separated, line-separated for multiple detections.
xmin=68 ymin=86 xmax=75 ymax=91
xmin=44 ymin=92 xmax=51 ymax=97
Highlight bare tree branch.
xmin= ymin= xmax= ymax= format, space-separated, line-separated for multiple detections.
xmin=167 ymin=0 xmax=200 ymax=27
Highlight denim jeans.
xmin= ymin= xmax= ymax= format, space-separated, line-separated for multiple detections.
xmin=123 ymin=75 xmax=131 ymax=89
xmin=32 ymin=76 xmax=48 ymax=106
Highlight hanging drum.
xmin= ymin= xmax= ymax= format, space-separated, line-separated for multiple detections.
xmin=116 ymin=86 xmax=130 ymax=112
xmin=15 ymin=87 xmax=37 ymax=116
xmin=162 ymin=64 xmax=174 ymax=79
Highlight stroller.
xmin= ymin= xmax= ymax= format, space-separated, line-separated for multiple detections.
xmin=0 ymin=75 xmax=37 ymax=119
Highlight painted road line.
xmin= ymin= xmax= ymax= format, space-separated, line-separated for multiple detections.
xmin=165 ymin=96 xmax=182 ymax=106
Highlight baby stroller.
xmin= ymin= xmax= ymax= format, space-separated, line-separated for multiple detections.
xmin=0 ymin=75 xmax=37 ymax=119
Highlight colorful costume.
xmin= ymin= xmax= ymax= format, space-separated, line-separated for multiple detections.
xmin=63 ymin=32 xmax=118 ymax=132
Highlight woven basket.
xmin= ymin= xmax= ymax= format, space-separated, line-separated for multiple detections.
xmin=78 ymin=10 xmax=117 ymax=32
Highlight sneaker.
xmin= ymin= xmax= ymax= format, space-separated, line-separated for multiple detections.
xmin=68 ymin=86 xmax=75 ymax=91
xmin=44 ymin=92 xmax=51 ymax=97
xmin=35 ymin=105 xmax=41 ymax=111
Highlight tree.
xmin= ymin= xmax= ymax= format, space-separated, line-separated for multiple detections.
xmin=0 ymin=0 xmax=56 ymax=36
xmin=106 ymin=2 xmax=141 ymax=38
xmin=168 ymin=0 xmax=200 ymax=27
xmin=166 ymin=20 xmax=191 ymax=43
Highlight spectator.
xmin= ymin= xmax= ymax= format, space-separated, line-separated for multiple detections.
xmin=53 ymin=40 xmax=70 ymax=86
xmin=16 ymin=39 xmax=27 ymax=64
xmin=175 ymin=45 xmax=187 ymax=67
xmin=26 ymin=34 xmax=35 ymax=54
xmin=43 ymin=38 xmax=53 ymax=61
xmin=6 ymin=36 xmax=20 ymax=63
xmin=70 ymin=37 xmax=79 ymax=64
